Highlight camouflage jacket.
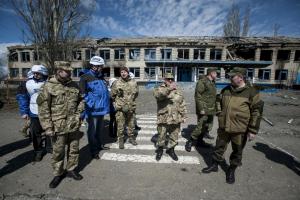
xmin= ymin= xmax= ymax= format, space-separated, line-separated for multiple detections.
xmin=111 ymin=77 xmax=138 ymax=113
xmin=195 ymin=76 xmax=217 ymax=115
xmin=36 ymin=77 xmax=84 ymax=135
xmin=217 ymin=83 xmax=264 ymax=134
xmin=154 ymin=83 xmax=187 ymax=125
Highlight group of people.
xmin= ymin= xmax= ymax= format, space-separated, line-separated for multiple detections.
xmin=16 ymin=55 xmax=263 ymax=188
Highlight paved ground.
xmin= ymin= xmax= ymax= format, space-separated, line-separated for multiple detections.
xmin=0 ymin=88 xmax=300 ymax=200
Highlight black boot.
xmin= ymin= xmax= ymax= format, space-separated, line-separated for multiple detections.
xmin=34 ymin=151 xmax=43 ymax=162
xmin=135 ymin=125 xmax=141 ymax=131
xmin=185 ymin=138 xmax=194 ymax=152
xmin=197 ymin=139 xmax=212 ymax=148
xmin=67 ymin=170 xmax=83 ymax=180
xmin=202 ymin=160 xmax=218 ymax=173
xmin=166 ymin=147 xmax=178 ymax=161
xmin=128 ymin=137 xmax=138 ymax=146
xmin=156 ymin=147 xmax=163 ymax=161
xmin=203 ymin=132 xmax=214 ymax=140
xmin=226 ymin=165 xmax=237 ymax=184
xmin=49 ymin=175 xmax=64 ymax=188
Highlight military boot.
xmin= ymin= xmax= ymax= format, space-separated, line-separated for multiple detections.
xmin=202 ymin=160 xmax=218 ymax=173
xmin=156 ymin=147 xmax=163 ymax=161
xmin=226 ymin=165 xmax=237 ymax=184
xmin=67 ymin=170 xmax=83 ymax=180
xmin=166 ymin=147 xmax=178 ymax=161
xmin=197 ymin=139 xmax=212 ymax=148
xmin=49 ymin=175 xmax=64 ymax=188
xmin=34 ymin=151 xmax=43 ymax=162
xmin=185 ymin=138 xmax=195 ymax=152
xmin=128 ymin=137 xmax=138 ymax=146
xmin=119 ymin=139 xmax=125 ymax=149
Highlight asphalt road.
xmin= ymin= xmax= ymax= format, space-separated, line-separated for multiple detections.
xmin=0 ymin=88 xmax=299 ymax=200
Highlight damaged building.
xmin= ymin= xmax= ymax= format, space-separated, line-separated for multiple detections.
xmin=6 ymin=36 xmax=300 ymax=87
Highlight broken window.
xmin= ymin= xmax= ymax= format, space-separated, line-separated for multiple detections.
xmin=22 ymin=68 xmax=30 ymax=78
xmin=194 ymin=49 xmax=205 ymax=60
xmin=234 ymin=48 xmax=255 ymax=60
xmin=72 ymin=68 xmax=83 ymax=77
xmin=73 ymin=50 xmax=82 ymax=61
xmin=260 ymin=50 xmax=273 ymax=61
xmin=101 ymin=67 xmax=110 ymax=78
xmin=246 ymin=68 xmax=255 ymax=79
xmin=210 ymin=49 xmax=222 ymax=60
xmin=85 ymin=49 xmax=95 ymax=60
xmin=144 ymin=67 xmax=156 ymax=79
xmin=144 ymin=49 xmax=156 ymax=60
xmin=160 ymin=67 xmax=173 ymax=77
xmin=275 ymin=69 xmax=288 ymax=80
xmin=114 ymin=67 xmax=121 ymax=77
xmin=177 ymin=49 xmax=189 ymax=60
xmin=277 ymin=50 xmax=290 ymax=61
xmin=129 ymin=49 xmax=140 ymax=60
xmin=9 ymin=68 xmax=19 ymax=78
xmin=197 ymin=67 xmax=205 ymax=76
xmin=114 ymin=48 xmax=125 ymax=60
xmin=99 ymin=49 xmax=110 ymax=60
xmin=258 ymin=69 xmax=271 ymax=80
xmin=21 ymin=51 xmax=30 ymax=62
xmin=129 ymin=67 xmax=140 ymax=78
xmin=161 ymin=49 xmax=172 ymax=60
xmin=294 ymin=50 xmax=300 ymax=61
xmin=9 ymin=50 xmax=18 ymax=62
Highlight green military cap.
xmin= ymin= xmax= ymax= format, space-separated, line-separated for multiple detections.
xmin=164 ymin=73 xmax=174 ymax=79
xmin=54 ymin=61 xmax=73 ymax=71
xmin=228 ymin=67 xmax=247 ymax=77
xmin=206 ymin=67 xmax=220 ymax=74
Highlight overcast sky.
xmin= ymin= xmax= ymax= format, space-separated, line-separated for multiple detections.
xmin=0 ymin=0 xmax=300 ymax=43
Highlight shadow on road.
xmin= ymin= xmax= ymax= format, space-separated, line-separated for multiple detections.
xmin=0 ymin=150 xmax=34 ymax=178
xmin=0 ymin=138 xmax=31 ymax=157
xmin=253 ymin=142 xmax=300 ymax=176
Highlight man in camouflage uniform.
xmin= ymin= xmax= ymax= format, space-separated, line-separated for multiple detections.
xmin=111 ymin=66 xmax=139 ymax=149
xmin=154 ymin=73 xmax=187 ymax=161
xmin=185 ymin=68 xmax=218 ymax=152
xmin=202 ymin=68 xmax=264 ymax=184
xmin=37 ymin=61 xmax=84 ymax=188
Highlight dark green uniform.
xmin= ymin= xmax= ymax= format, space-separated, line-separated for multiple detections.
xmin=191 ymin=75 xmax=217 ymax=141
xmin=212 ymin=82 xmax=263 ymax=166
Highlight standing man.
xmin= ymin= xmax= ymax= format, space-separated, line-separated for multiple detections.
xmin=185 ymin=68 xmax=218 ymax=152
xmin=154 ymin=73 xmax=187 ymax=161
xmin=37 ymin=61 xmax=84 ymax=188
xmin=111 ymin=66 xmax=139 ymax=149
xmin=79 ymin=56 xmax=110 ymax=159
xmin=202 ymin=68 xmax=264 ymax=184
xmin=16 ymin=65 xmax=49 ymax=161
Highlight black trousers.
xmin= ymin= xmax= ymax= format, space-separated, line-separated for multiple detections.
xmin=30 ymin=117 xmax=44 ymax=153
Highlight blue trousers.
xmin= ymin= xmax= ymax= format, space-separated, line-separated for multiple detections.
xmin=87 ymin=116 xmax=104 ymax=155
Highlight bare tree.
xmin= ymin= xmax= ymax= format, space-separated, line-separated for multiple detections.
xmin=12 ymin=0 xmax=93 ymax=72
xmin=241 ymin=5 xmax=250 ymax=37
xmin=223 ymin=3 xmax=241 ymax=37
xmin=273 ymin=23 xmax=281 ymax=37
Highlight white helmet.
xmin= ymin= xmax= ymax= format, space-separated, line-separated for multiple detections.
xmin=90 ymin=56 xmax=105 ymax=66
xmin=129 ymin=72 xmax=135 ymax=79
xmin=31 ymin=65 xmax=48 ymax=76
xmin=109 ymin=78 xmax=117 ymax=88
xmin=27 ymin=70 xmax=34 ymax=78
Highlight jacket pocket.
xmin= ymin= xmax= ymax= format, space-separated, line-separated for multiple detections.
xmin=218 ymin=112 xmax=226 ymax=129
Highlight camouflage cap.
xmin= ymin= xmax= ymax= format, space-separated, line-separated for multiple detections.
xmin=228 ymin=67 xmax=247 ymax=77
xmin=54 ymin=61 xmax=73 ymax=71
xmin=207 ymin=67 xmax=220 ymax=74
xmin=164 ymin=73 xmax=174 ymax=79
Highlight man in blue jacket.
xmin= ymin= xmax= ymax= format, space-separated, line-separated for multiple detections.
xmin=16 ymin=65 xmax=49 ymax=162
xmin=79 ymin=56 xmax=110 ymax=159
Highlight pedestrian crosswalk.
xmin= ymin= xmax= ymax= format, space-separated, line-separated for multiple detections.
xmin=100 ymin=114 xmax=200 ymax=165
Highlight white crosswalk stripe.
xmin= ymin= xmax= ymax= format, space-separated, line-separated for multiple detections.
xmin=101 ymin=115 xmax=199 ymax=164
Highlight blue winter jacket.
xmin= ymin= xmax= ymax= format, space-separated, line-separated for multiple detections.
xmin=16 ymin=78 xmax=46 ymax=118
xmin=79 ymin=69 xmax=110 ymax=117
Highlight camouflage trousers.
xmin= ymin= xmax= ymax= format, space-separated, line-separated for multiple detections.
xmin=157 ymin=123 xmax=180 ymax=149
xmin=51 ymin=131 xmax=81 ymax=176
xmin=212 ymin=130 xmax=247 ymax=166
xmin=191 ymin=114 xmax=214 ymax=140
xmin=115 ymin=111 xmax=134 ymax=140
